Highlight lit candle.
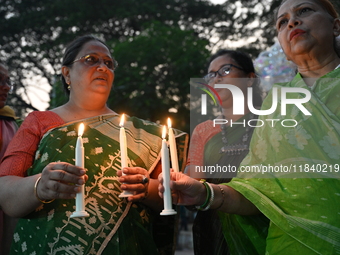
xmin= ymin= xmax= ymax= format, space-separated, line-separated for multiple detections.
xmin=167 ymin=118 xmax=179 ymax=173
xmin=71 ymin=123 xmax=89 ymax=218
xmin=119 ymin=114 xmax=133 ymax=198
xmin=160 ymin=125 xmax=177 ymax=216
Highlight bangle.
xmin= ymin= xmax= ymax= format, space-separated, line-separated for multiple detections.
xmin=195 ymin=180 xmax=215 ymax=211
xmin=34 ymin=176 xmax=55 ymax=204
xmin=215 ymin=185 xmax=225 ymax=210
xmin=195 ymin=179 xmax=210 ymax=210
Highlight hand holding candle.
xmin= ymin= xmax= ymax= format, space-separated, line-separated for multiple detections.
xmin=71 ymin=123 xmax=89 ymax=218
xmin=160 ymin=125 xmax=177 ymax=216
xmin=167 ymin=118 xmax=179 ymax=173
xmin=119 ymin=114 xmax=133 ymax=198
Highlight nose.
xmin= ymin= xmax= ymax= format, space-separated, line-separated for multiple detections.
xmin=0 ymin=82 xmax=11 ymax=92
xmin=288 ymin=15 xmax=301 ymax=28
xmin=96 ymin=61 xmax=109 ymax=72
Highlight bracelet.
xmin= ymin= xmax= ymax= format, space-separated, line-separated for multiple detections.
xmin=195 ymin=180 xmax=215 ymax=211
xmin=215 ymin=185 xmax=225 ymax=210
xmin=34 ymin=176 xmax=55 ymax=204
xmin=195 ymin=179 xmax=210 ymax=210
xmin=201 ymin=182 xmax=214 ymax=211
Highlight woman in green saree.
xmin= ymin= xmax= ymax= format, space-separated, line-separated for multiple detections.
xmin=159 ymin=0 xmax=340 ymax=254
xmin=0 ymin=35 xmax=187 ymax=255
xmin=186 ymin=50 xmax=263 ymax=255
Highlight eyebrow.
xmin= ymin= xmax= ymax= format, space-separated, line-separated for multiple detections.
xmin=277 ymin=2 xmax=314 ymax=20
xmin=85 ymin=52 xmax=113 ymax=59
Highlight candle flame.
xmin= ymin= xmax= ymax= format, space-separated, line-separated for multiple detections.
xmin=78 ymin=123 xmax=84 ymax=137
xmin=167 ymin=117 xmax=172 ymax=128
xmin=162 ymin=125 xmax=167 ymax=139
xmin=119 ymin=114 xmax=125 ymax=127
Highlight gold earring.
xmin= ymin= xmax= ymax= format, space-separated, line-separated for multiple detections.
xmin=66 ymin=80 xmax=71 ymax=90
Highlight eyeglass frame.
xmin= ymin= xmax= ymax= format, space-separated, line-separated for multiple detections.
xmin=70 ymin=54 xmax=118 ymax=71
xmin=203 ymin=64 xmax=244 ymax=83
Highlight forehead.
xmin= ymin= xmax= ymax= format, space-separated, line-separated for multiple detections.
xmin=78 ymin=40 xmax=111 ymax=57
xmin=278 ymin=0 xmax=319 ymax=15
xmin=209 ymin=55 xmax=235 ymax=70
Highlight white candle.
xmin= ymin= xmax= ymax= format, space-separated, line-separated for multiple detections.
xmin=160 ymin=125 xmax=177 ymax=216
xmin=167 ymin=118 xmax=179 ymax=173
xmin=119 ymin=114 xmax=133 ymax=198
xmin=71 ymin=123 xmax=89 ymax=218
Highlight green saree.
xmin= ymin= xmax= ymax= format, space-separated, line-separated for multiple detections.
xmin=10 ymin=114 xmax=188 ymax=255
xmin=192 ymin=114 xmax=265 ymax=255
xmin=223 ymin=69 xmax=340 ymax=254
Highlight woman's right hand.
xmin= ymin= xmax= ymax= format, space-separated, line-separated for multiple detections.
xmin=158 ymin=171 xmax=207 ymax=206
xmin=36 ymin=162 xmax=87 ymax=201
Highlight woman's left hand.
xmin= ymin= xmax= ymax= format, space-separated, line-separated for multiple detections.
xmin=118 ymin=167 xmax=150 ymax=202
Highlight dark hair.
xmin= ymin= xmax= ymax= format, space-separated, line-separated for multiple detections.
xmin=61 ymin=35 xmax=110 ymax=94
xmin=208 ymin=49 xmax=263 ymax=107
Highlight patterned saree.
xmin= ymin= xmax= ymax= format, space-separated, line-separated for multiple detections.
xmin=10 ymin=114 xmax=188 ymax=255
xmin=223 ymin=69 xmax=340 ymax=254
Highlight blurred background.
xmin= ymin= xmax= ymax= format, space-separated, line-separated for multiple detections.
xmin=1 ymin=0 xmax=320 ymax=133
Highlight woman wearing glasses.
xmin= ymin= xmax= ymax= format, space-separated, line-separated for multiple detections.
xmin=186 ymin=50 xmax=263 ymax=255
xmin=160 ymin=0 xmax=340 ymax=254
xmin=0 ymin=35 xmax=187 ymax=255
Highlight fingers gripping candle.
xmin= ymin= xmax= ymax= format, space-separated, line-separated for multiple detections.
xmin=71 ymin=123 xmax=89 ymax=218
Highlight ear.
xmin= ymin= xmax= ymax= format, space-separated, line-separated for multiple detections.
xmin=333 ymin=18 xmax=340 ymax=37
xmin=61 ymin=66 xmax=70 ymax=83
xmin=247 ymin=72 xmax=257 ymax=87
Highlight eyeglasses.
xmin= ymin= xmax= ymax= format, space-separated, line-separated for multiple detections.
xmin=0 ymin=75 xmax=13 ymax=92
xmin=71 ymin=54 xmax=118 ymax=70
xmin=203 ymin=64 xmax=244 ymax=83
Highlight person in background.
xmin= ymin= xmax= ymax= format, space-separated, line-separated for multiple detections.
xmin=0 ymin=63 xmax=19 ymax=255
xmin=159 ymin=0 xmax=340 ymax=253
xmin=0 ymin=35 xmax=187 ymax=255
xmin=186 ymin=50 xmax=263 ymax=255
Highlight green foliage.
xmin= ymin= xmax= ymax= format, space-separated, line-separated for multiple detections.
xmin=110 ymin=21 xmax=210 ymax=131
xmin=0 ymin=0 xmax=294 ymax=132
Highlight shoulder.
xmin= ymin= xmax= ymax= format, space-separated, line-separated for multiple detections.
xmin=22 ymin=111 xmax=65 ymax=134
xmin=193 ymin=120 xmax=219 ymax=135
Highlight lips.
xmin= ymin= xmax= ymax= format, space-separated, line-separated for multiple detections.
xmin=94 ymin=76 xmax=107 ymax=82
xmin=290 ymin=29 xmax=306 ymax=41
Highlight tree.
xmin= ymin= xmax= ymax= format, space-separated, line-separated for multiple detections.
xmin=1 ymin=0 xmax=285 ymax=132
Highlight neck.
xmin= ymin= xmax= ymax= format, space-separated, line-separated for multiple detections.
xmin=294 ymin=53 xmax=340 ymax=80
xmin=221 ymin=106 xmax=250 ymax=122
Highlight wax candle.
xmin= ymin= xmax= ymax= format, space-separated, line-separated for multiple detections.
xmin=119 ymin=114 xmax=133 ymax=198
xmin=160 ymin=125 xmax=177 ymax=216
xmin=71 ymin=123 xmax=89 ymax=218
xmin=167 ymin=118 xmax=179 ymax=173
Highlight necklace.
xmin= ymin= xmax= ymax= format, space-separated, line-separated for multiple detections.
xmin=219 ymin=113 xmax=255 ymax=155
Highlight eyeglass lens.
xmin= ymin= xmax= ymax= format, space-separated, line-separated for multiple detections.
xmin=83 ymin=55 xmax=117 ymax=70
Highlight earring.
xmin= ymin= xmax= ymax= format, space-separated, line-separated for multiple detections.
xmin=66 ymin=80 xmax=71 ymax=90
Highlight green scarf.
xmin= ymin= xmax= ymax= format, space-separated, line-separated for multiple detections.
xmin=224 ymin=69 xmax=340 ymax=254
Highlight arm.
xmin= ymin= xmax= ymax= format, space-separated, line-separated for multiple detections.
xmin=0 ymin=163 xmax=87 ymax=218
xmin=158 ymin=171 xmax=260 ymax=215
